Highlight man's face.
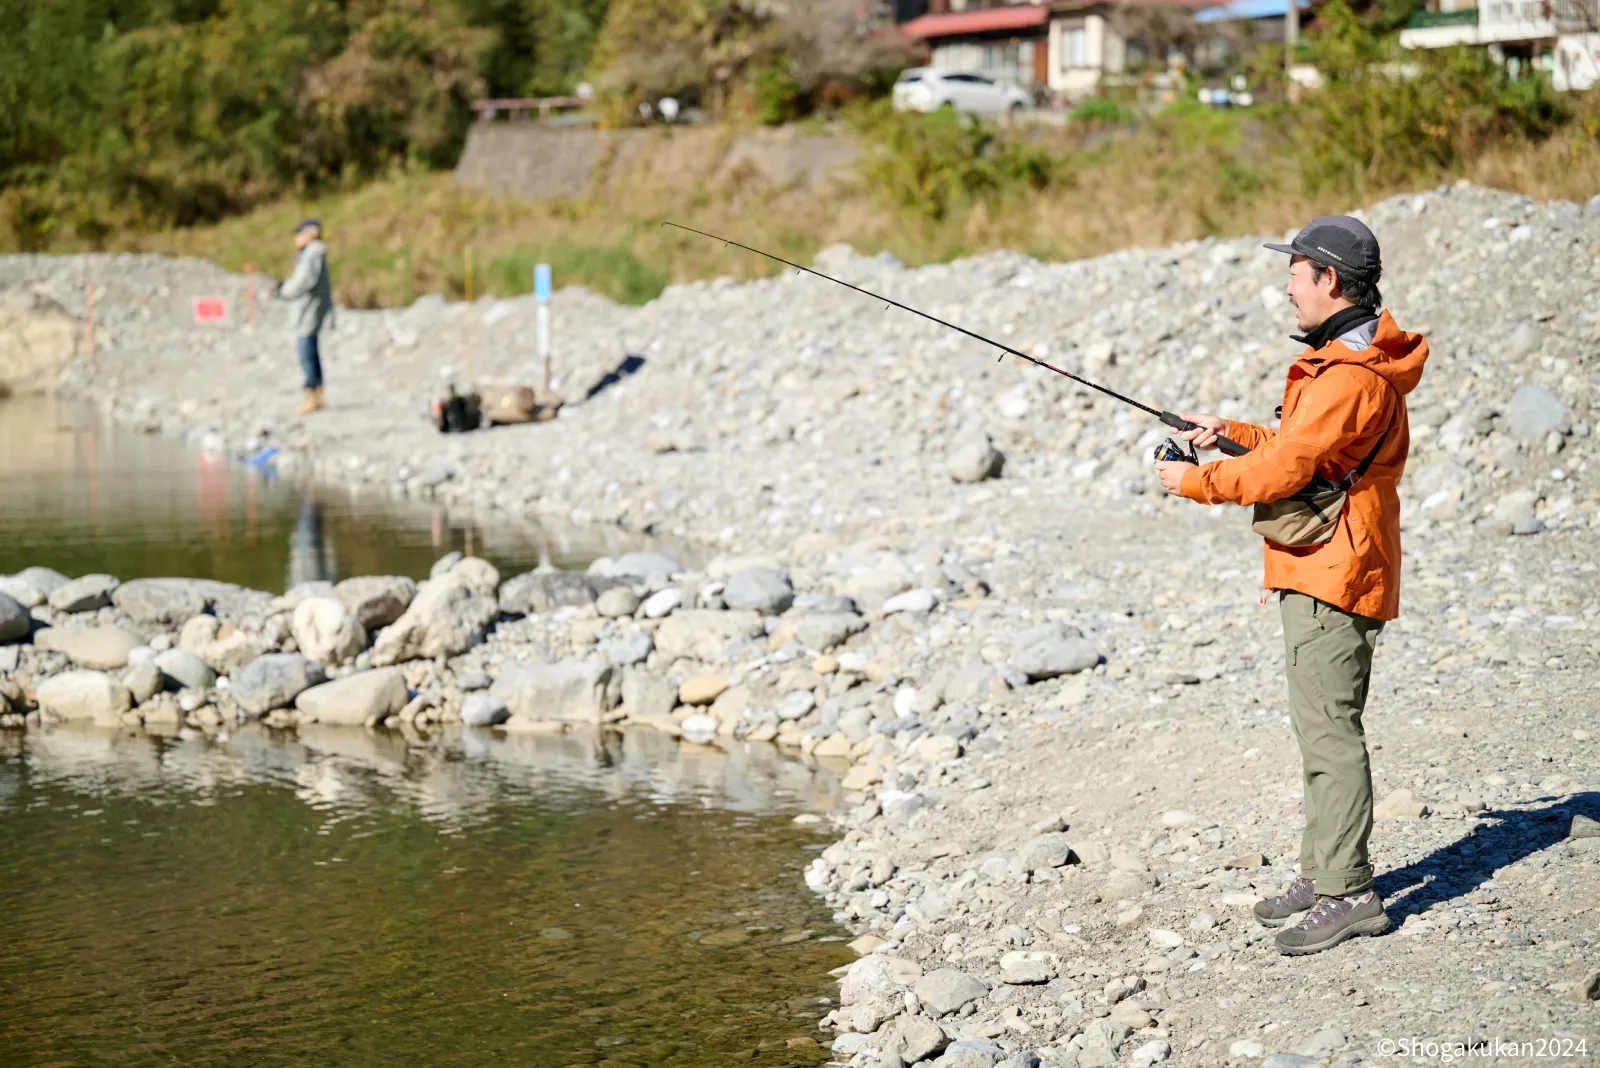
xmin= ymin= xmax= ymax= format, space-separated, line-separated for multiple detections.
xmin=1284 ymin=255 xmax=1342 ymax=333
xmin=295 ymin=227 xmax=317 ymax=249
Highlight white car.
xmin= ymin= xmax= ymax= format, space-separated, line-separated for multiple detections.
xmin=892 ymin=68 xmax=1031 ymax=117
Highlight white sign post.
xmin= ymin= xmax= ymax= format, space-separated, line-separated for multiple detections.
xmin=535 ymin=262 xmax=552 ymax=392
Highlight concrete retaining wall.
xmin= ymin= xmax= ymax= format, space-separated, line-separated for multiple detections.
xmin=453 ymin=124 xmax=859 ymax=201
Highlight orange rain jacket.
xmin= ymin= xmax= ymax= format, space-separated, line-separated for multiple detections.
xmin=1178 ymin=310 xmax=1428 ymax=621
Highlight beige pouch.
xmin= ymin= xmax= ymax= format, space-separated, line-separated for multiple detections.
xmin=1251 ymin=479 xmax=1349 ymax=546
xmin=1251 ymin=425 xmax=1390 ymax=548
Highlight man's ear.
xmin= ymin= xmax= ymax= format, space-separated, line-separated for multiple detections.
xmin=1324 ymin=266 xmax=1343 ymax=300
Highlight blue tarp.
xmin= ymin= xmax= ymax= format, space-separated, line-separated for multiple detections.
xmin=1194 ymin=0 xmax=1310 ymax=22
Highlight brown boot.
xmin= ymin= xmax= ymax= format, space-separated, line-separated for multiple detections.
xmin=312 ymin=387 xmax=326 ymax=411
xmin=297 ymin=389 xmax=319 ymax=414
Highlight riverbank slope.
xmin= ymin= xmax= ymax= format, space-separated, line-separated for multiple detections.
xmin=3 ymin=181 xmax=1599 ymax=1063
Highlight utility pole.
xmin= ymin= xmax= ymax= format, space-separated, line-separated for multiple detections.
xmin=1285 ymin=0 xmax=1300 ymax=103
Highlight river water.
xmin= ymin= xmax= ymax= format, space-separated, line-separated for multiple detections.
xmin=0 ymin=397 xmax=662 ymax=590
xmin=0 ymin=725 xmax=851 ymax=1065
xmin=0 ymin=399 xmax=851 ymax=1064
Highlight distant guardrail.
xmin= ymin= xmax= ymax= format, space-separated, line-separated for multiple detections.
xmin=470 ymin=96 xmax=590 ymax=123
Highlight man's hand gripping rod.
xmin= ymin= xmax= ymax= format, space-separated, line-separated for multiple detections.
xmin=661 ymin=221 xmax=1250 ymax=458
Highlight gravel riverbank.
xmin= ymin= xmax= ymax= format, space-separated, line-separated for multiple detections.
xmin=3 ymin=182 xmax=1599 ymax=1065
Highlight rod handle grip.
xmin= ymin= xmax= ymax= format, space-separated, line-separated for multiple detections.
xmin=1159 ymin=412 xmax=1251 ymax=457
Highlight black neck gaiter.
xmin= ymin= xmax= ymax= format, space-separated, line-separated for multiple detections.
xmin=1293 ymin=305 xmax=1379 ymax=351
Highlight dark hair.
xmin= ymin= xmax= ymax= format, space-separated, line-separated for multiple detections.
xmin=1310 ymin=260 xmax=1382 ymax=311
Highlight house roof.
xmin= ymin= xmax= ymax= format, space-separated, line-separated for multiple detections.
xmin=899 ymin=5 xmax=1051 ymax=39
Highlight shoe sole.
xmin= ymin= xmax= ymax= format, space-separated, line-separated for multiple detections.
xmin=1275 ymin=914 xmax=1391 ymax=955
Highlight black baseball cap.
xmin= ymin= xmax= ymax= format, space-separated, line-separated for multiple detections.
xmin=296 ymin=218 xmax=321 ymax=233
xmin=1265 ymin=215 xmax=1380 ymax=280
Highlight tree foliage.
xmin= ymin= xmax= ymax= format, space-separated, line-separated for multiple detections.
xmin=1297 ymin=0 xmax=1570 ymax=192
xmin=0 ymin=0 xmax=605 ymax=244
xmin=588 ymin=0 xmax=914 ymax=124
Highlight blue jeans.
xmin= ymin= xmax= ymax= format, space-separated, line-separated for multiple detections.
xmin=296 ymin=334 xmax=323 ymax=389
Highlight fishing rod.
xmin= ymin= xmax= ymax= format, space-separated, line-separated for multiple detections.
xmin=661 ymin=221 xmax=1249 ymax=459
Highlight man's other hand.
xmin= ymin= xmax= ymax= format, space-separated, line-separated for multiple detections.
xmin=1177 ymin=412 xmax=1227 ymax=450
xmin=1155 ymin=461 xmax=1191 ymax=496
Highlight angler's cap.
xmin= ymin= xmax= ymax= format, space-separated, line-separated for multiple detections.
xmin=1265 ymin=215 xmax=1380 ymax=281
xmin=295 ymin=218 xmax=321 ymax=234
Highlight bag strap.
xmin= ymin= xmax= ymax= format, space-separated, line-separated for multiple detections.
xmin=1337 ymin=369 xmax=1397 ymax=491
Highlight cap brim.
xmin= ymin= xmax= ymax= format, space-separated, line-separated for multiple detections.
xmin=1262 ymin=242 xmax=1297 ymax=254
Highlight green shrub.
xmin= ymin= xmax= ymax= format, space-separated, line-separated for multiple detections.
xmin=485 ymin=240 xmax=667 ymax=305
xmin=752 ymin=57 xmax=805 ymax=126
xmin=1069 ymin=99 xmax=1135 ymax=124
xmin=852 ymin=102 xmax=1059 ymax=220
xmin=1297 ymin=0 xmax=1570 ymax=192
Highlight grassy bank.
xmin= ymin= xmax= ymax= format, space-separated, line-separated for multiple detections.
xmin=17 ymin=91 xmax=1600 ymax=309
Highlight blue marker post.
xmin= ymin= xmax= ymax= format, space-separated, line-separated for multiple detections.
xmin=534 ymin=263 xmax=552 ymax=393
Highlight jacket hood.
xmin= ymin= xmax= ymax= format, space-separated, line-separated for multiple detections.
xmin=1301 ymin=309 xmax=1427 ymax=396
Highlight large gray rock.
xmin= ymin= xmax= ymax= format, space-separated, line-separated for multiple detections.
xmin=653 ymin=610 xmax=765 ymax=662
xmin=0 ymin=578 xmax=44 ymax=609
xmin=609 ymin=552 xmax=680 ymax=578
xmin=791 ymin=612 xmax=867 ymax=652
xmin=113 ymin=578 xmax=212 ymax=625
xmin=332 ymin=575 xmax=416 ymax=629
xmin=449 ymin=557 xmax=501 ymax=596
xmin=887 ymin=1014 xmax=949 ymax=1063
xmin=208 ymin=584 xmax=275 ymax=624
xmin=122 ymin=660 xmax=164 ymax=704
xmin=947 ymin=432 xmax=1004 ymax=483
xmin=1018 ymin=832 xmax=1076 ymax=869
xmin=596 ymin=586 xmax=641 ymax=618
xmin=914 ymin=969 xmax=987 ymax=1016
xmin=934 ymin=1039 xmax=1005 ymax=1068
xmin=621 ymin=667 xmax=678 ymax=719
xmin=47 ymin=573 xmax=119 ymax=613
xmin=601 ymin=628 xmax=653 ymax=667
xmin=721 ymin=567 xmax=794 ymax=614
xmin=34 ymin=626 xmax=140 ymax=670
xmin=1506 ymin=383 xmax=1566 ymax=441
xmin=231 ymin=653 xmax=325 ymax=715
xmin=491 ymin=661 xmax=619 ymax=724
xmin=292 ymin=597 xmax=367 ymax=665
xmin=36 ymin=670 xmax=132 ymax=725
xmin=0 ymin=592 xmax=29 ymax=642
xmin=371 ymin=577 xmax=497 ymax=665
xmin=459 ymin=693 xmax=511 ymax=727
xmin=295 ymin=668 xmax=408 ymax=725
xmin=155 ymin=648 xmax=217 ymax=691
xmin=1010 ymin=624 xmax=1099 ymax=680
xmin=179 ymin=615 xmax=269 ymax=675
xmin=13 ymin=566 xmax=69 ymax=598
xmin=498 ymin=571 xmax=618 ymax=615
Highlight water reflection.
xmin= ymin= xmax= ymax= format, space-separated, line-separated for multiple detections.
xmin=0 ymin=397 xmax=669 ymax=589
xmin=1 ymin=724 xmax=845 ymax=824
xmin=0 ymin=726 xmax=849 ymax=1065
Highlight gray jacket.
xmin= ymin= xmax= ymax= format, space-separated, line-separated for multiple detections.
xmin=279 ymin=239 xmax=333 ymax=337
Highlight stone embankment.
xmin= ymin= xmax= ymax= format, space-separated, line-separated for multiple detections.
xmin=3 ymin=182 xmax=1600 ymax=1065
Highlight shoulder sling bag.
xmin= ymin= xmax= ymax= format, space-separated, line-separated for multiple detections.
xmin=1250 ymin=383 xmax=1395 ymax=548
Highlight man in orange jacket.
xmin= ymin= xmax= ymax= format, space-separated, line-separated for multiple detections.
xmin=1155 ymin=216 xmax=1428 ymax=955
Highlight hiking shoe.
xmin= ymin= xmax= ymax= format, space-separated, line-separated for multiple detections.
xmin=1253 ymin=877 xmax=1316 ymax=928
xmin=1274 ymin=892 xmax=1390 ymax=955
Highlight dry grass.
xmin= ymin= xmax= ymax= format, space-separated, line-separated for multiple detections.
xmin=45 ymin=104 xmax=1600 ymax=308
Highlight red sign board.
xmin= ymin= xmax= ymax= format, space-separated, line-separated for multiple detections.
xmin=193 ymin=297 xmax=227 ymax=324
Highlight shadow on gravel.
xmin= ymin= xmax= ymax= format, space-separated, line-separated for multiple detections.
xmin=1375 ymin=791 xmax=1600 ymax=922
xmin=584 ymin=353 xmax=646 ymax=401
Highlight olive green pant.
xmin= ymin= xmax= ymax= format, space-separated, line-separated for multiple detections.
xmin=1279 ymin=590 xmax=1385 ymax=896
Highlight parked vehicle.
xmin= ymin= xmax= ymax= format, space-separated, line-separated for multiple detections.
xmin=892 ymin=68 xmax=1032 ymax=117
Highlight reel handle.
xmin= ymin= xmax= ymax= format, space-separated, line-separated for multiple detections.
xmin=1159 ymin=412 xmax=1250 ymax=457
